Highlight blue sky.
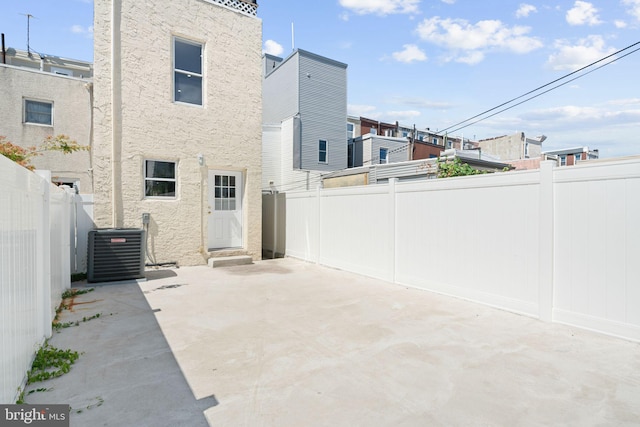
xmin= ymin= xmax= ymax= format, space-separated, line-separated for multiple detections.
xmin=2 ymin=0 xmax=639 ymax=158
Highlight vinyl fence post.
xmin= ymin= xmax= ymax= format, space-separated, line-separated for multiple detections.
xmin=389 ymin=178 xmax=397 ymax=283
xmin=316 ymin=185 xmax=321 ymax=264
xmin=538 ymin=160 xmax=555 ymax=322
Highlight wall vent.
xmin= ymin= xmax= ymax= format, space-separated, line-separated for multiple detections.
xmin=87 ymin=229 xmax=146 ymax=283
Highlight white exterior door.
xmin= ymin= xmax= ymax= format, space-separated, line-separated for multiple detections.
xmin=208 ymin=170 xmax=243 ymax=249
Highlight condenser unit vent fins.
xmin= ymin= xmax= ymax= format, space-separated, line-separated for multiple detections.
xmin=87 ymin=229 xmax=146 ymax=283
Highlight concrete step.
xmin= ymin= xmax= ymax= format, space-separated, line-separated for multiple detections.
xmin=207 ymin=255 xmax=253 ymax=268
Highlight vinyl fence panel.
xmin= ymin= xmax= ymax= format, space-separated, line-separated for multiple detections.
xmin=285 ymin=157 xmax=640 ymax=342
xmin=1 ymin=156 xmax=72 ymax=404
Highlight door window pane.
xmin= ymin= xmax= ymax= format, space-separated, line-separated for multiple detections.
xmin=214 ymin=174 xmax=238 ymax=211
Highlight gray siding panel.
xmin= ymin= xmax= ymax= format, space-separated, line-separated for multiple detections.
xmin=263 ymin=57 xmax=298 ymax=123
xmin=298 ymin=53 xmax=347 ymax=172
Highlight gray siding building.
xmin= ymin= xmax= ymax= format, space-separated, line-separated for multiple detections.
xmin=262 ymin=49 xmax=348 ymax=191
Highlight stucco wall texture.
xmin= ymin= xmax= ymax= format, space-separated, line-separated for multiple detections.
xmin=0 ymin=66 xmax=93 ymax=193
xmin=92 ymin=0 xmax=263 ymax=266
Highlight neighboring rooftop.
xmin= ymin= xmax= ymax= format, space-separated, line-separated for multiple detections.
xmin=1 ymin=47 xmax=93 ymax=79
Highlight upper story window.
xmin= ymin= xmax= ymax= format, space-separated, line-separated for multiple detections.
xmin=145 ymin=160 xmax=176 ymax=198
xmin=319 ymin=140 xmax=328 ymax=163
xmin=370 ymin=128 xmax=377 ymax=135
xmin=380 ymin=147 xmax=388 ymax=164
xmin=174 ymin=37 xmax=203 ymax=106
xmin=432 ymin=137 xmax=438 ymax=145
xmin=559 ymin=155 xmax=567 ymax=166
xmin=24 ymin=99 xmax=53 ymax=125
xmin=347 ymin=123 xmax=354 ymax=139
xmin=524 ymin=142 xmax=530 ymax=158
xmin=574 ymin=154 xmax=581 ymax=164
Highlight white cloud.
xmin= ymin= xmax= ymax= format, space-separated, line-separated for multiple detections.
xmin=566 ymin=1 xmax=602 ymax=26
xmin=398 ymin=97 xmax=454 ymax=109
xmin=339 ymin=0 xmax=420 ymax=15
xmin=614 ymin=20 xmax=628 ymax=28
xmin=348 ymin=104 xmax=379 ymax=117
xmin=456 ymin=51 xmax=485 ymax=64
xmin=516 ymin=4 xmax=537 ymax=18
xmin=71 ymin=25 xmax=93 ymax=36
xmin=441 ymin=0 xmax=456 ymax=4
xmin=386 ymin=110 xmax=422 ymax=120
xmin=522 ymin=105 xmax=640 ymax=128
xmin=547 ymin=35 xmax=616 ymax=70
xmin=392 ymin=44 xmax=427 ymax=63
xmin=622 ymin=0 xmax=640 ymax=21
xmin=415 ymin=17 xmax=542 ymax=64
xmin=263 ymin=40 xmax=284 ymax=56
xmin=605 ymin=98 xmax=640 ymax=106
xmin=339 ymin=12 xmax=350 ymax=21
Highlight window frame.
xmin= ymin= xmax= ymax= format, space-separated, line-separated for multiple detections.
xmin=173 ymin=36 xmax=203 ymax=106
xmin=144 ymin=159 xmax=177 ymax=199
xmin=318 ymin=139 xmax=328 ymax=164
xmin=559 ymin=155 xmax=567 ymax=166
xmin=347 ymin=123 xmax=354 ymax=139
xmin=379 ymin=147 xmax=389 ymax=164
xmin=574 ymin=153 xmax=581 ymax=164
xmin=24 ymin=98 xmax=53 ymax=126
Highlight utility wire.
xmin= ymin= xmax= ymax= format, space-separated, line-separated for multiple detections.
xmin=436 ymin=40 xmax=640 ymax=136
xmin=445 ymin=44 xmax=640 ymax=136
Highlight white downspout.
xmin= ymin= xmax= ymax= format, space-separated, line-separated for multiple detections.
xmin=111 ymin=0 xmax=122 ymax=227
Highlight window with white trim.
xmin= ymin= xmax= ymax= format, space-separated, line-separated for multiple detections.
xmin=559 ymin=155 xmax=567 ymax=166
xmin=574 ymin=153 xmax=581 ymax=164
xmin=347 ymin=123 xmax=354 ymax=139
xmin=380 ymin=147 xmax=388 ymax=164
xmin=145 ymin=160 xmax=176 ymax=198
xmin=174 ymin=37 xmax=203 ymax=105
xmin=319 ymin=140 xmax=328 ymax=163
xmin=24 ymin=99 xmax=53 ymax=125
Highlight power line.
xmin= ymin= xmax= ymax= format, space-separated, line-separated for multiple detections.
xmin=435 ymin=40 xmax=640 ymax=137
xmin=445 ymin=44 xmax=640 ymax=136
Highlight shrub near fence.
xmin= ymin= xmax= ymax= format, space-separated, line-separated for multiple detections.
xmin=0 ymin=155 xmax=71 ymax=403
xmin=285 ymin=158 xmax=640 ymax=342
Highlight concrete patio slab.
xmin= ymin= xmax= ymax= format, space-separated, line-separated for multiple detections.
xmin=22 ymin=258 xmax=640 ymax=426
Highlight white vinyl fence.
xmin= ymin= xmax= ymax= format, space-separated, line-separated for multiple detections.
xmin=286 ymin=158 xmax=640 ymax=342
xmin=1 ymin=157 xmax=73 ymax=404
xmin=70 ymin=194 xmax=94 ymax=275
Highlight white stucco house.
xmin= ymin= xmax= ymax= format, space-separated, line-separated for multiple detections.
xmin=91 ymin=0 xmax=263 ymax=266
